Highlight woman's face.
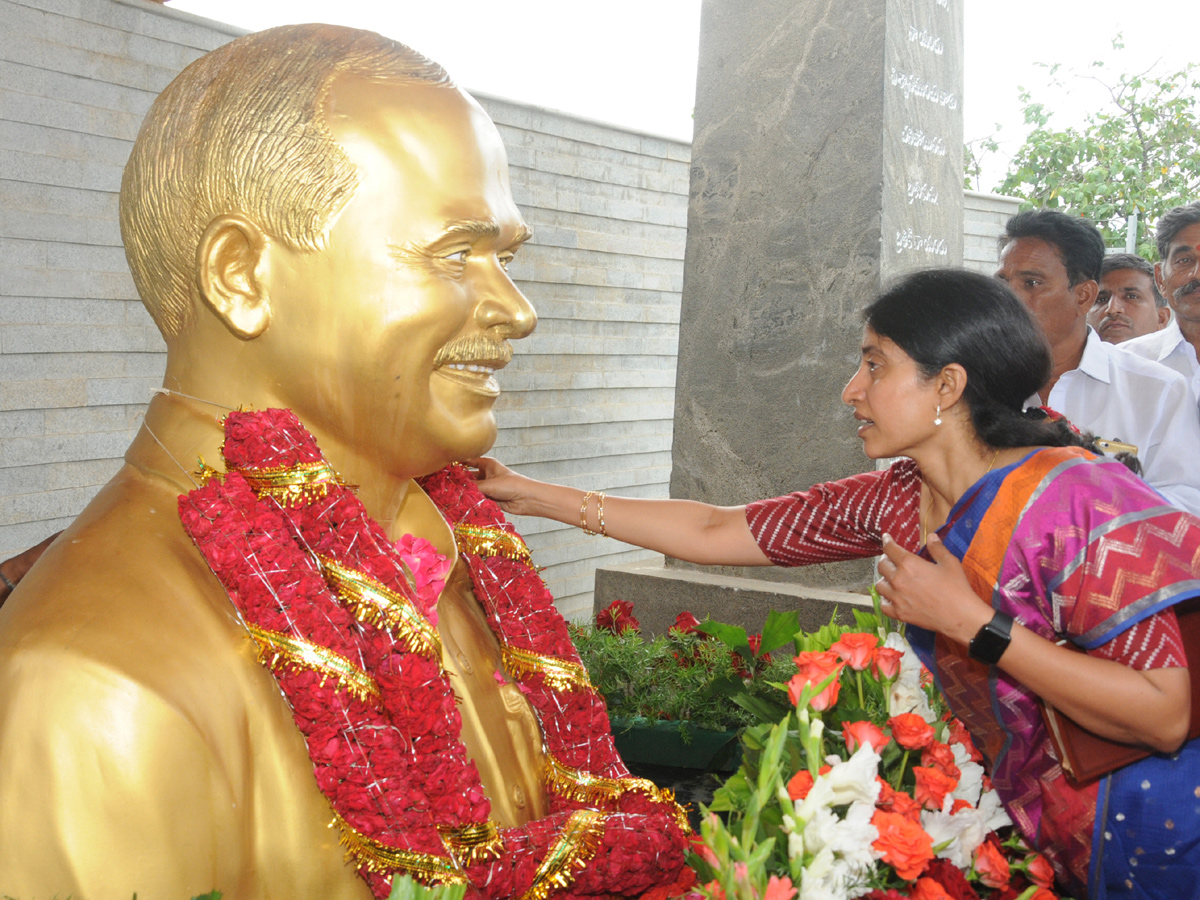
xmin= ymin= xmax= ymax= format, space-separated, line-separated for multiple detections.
xmin=841 ymin=326 xmax=942 ymax=460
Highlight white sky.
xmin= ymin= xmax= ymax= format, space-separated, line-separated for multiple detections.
xmin=166 ymin=1 xmax=1196 ymax=192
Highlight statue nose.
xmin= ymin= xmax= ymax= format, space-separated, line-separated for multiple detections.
xmin=476 ymin=277 xmax=537 ymax=339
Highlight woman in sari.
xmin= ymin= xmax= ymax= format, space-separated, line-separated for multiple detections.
xmin=470 ymin=268 xmax=1200 ymax=899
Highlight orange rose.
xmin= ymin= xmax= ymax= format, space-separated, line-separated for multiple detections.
xmin=973 ymin=836 xmax=1011 ymax=889
xmin=947 ymin=718 xmax=984 ymax=762
xmin=871 ymin=809 xmax=934 ymax=880
xmin=843 ymin=720 xmax=890 ymax=754
xmin=787 ymin=765 xmax=830 ymax=800
xmin=787 ymin=770 xmax=814 ymax=800
xmin=762 ymin=875 xmax=797 ymax=900
xmin=872 ymin=646 xmax=904 ymax=680
xmin=913 ymin=765 xmax=958 ymax=811
xmin=888 ymin=712 xmax=935 ymax=750
xmin=877 ymin=783 xmax=923 ymax=823
xmin=789 ymin=651 xmax=844 ymax=711
xmin=830 ymin=632 xmax=879 ymax=671
xmin=1026 ymin=851 xmax=1055 ymax=889
xmin=921 ymin=741 xmax=961 ymax=781
xmin=908 ymin=877 xmax=952 ymax=900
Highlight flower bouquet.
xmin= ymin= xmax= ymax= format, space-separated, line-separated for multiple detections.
xmin=692 ymin=599 xmax=1067 ymax=900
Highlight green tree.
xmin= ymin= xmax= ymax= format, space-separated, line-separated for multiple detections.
xmin=988 ymin=38 xmax=1200 ymax=258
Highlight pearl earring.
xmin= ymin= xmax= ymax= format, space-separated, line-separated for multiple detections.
xmin=934 ymin=404 xmax=942 ymax=426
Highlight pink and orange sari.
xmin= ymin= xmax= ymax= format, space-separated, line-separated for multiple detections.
xmin=907 ymin=446 xmax=1200 ymax=900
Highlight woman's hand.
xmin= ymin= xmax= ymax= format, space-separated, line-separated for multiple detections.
xmin=463 ymin=457 xmax=542 ymax=516
xmin=875 ymin=533 xmax=993 ymax=644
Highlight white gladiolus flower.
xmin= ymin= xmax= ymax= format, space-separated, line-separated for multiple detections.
xmin=884 ymin=633 xmax=937 ymax=722
xmin=827 ymin=743 xmax=882 ymax=806
xmin=977 ymin=786 xmax=1013 ymax=831
xmin=832 ymin=800 xmax=882 ymax=872
xmin=887 ymin=677 xmax=935 ymax=721
xmin=921 ymin=803 xmax=987 ymax=869
xmin=799 ymin=847 xmax=847 ymax=900
xmin=950 ymin=747 xmax=985 ymax=808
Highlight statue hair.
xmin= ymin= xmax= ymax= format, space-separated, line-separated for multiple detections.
xmin=863 ymin=268 xmax=1099 ymax=453
xmin=120 ymin=24 xmax=453 ymax=338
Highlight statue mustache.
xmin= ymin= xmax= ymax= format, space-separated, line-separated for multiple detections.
xmin=434 ymin=335 xmax=513 ymax=368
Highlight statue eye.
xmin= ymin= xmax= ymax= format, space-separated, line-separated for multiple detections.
xmin=443 ymin=249 xmax=470 ymax=263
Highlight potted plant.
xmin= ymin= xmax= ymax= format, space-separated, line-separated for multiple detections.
xmin=571 ymin=601 xmax=801 ymax=772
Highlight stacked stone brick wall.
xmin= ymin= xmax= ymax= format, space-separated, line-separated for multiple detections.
xmin=963 ymin=189 xmax=1022 ymax=274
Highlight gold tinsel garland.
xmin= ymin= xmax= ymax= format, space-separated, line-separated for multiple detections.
xmin=232 ymin=459 xmax=346 ymax=507
xmin=502 ymin=645 xmax=592 ymax=693
xmin=318 ymin=555 xmax=444 ymax=663
xmin=517 ymin=810 xmax=606 ymax=900
xmin=331 ymin=810 xmax=468 ymax=883
xmin=453 ymin=522 xmax=534 ymax=565
xmin=246 ymin=623 xmax=380 ymax=706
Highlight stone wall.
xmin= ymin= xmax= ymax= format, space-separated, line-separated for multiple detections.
xmin=0 ymin=0 xmax=689 ymax=620
xmin=963 ymin=189 xmax=1022 ymax=274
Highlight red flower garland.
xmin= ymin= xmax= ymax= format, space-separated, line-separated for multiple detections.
xmin=179 ymin=409 xmax=691 ymax=899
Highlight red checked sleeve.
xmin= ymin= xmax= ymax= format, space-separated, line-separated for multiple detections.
xmin=745 ymin=459 xmax=923 ymax=567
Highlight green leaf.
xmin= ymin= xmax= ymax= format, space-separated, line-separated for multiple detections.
xmin=760 ymin=609 xmax=801 ymax=655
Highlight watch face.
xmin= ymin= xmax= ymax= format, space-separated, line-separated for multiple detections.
xmin=970 ymin=614 xmax=1013 ymax=665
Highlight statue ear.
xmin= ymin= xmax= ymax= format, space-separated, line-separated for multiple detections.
xmin=196 ymin=215 xmax=272 ymax=340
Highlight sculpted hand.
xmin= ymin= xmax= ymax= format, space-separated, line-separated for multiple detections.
xmin=464 ymin=457 xmax=540 ymax=516
xmin=875 ymin=533 xmax=992 ymax=644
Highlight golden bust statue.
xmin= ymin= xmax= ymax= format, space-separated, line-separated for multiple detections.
xmin=0 ymin=25 xmax=687 ymax=899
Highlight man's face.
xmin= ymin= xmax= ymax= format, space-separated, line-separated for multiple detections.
xmin=259 ymin=76 xmax=536 ymax=478
xmin=995 ymin=237 xmax=1093 ymax=352
xmin=1156 ymin=221 xmax=1200 ymax=328
xmin=1088 ymin=267 xmax=1168 ymax=343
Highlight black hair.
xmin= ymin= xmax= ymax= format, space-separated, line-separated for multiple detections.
xmin=1100 ymin=253 xmax=1165 ymax=307
xmin=998 ymin=209 xmax=1105 ymax=286
xmin=863 ymin=268 xmax=1104 ymax=454
xmin=1154 ymin=201 xmax=1200 ymax=260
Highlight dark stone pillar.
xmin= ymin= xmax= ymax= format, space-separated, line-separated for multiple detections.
xmin=596 ymin=0 xmax=964 ymax=630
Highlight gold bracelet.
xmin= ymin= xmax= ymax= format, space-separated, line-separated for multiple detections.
xmin=580 ymin=490 xmax=598 ymax=535
xmin=596 ymin=492 xmax=607 ymax=537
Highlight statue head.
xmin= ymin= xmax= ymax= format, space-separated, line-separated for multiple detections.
xmin=120 ymin=24 xmax=537 ymax=477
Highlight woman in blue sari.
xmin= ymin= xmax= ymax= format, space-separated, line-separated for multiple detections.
xmin=472 ymin=269 xmax=1200 ymax=898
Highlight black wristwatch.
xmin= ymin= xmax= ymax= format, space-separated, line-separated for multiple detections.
xmin=969 ymin=612 xmax=1013 ymax=665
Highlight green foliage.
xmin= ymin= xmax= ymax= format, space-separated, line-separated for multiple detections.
xmin=987 ymin=36 xmax=1200 ymax=257
xmin=569 ymin=620 xmax=798 ymax=733
xmin=387 ymin=874 xmax=467 ymax=900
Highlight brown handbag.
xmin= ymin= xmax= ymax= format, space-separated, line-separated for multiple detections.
xmin=1039 ymin=598 xmax=1200 ymax=786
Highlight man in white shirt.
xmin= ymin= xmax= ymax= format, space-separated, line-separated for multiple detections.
xmin=1119 ymin=202 xmax=1200 ymax=410
xmin=1087 ymin=253 xmax=1170 ymax=343
xmin=996 ymin=208 xmax=1200 ymax=516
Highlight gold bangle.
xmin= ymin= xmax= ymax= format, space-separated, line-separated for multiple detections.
xmin=596 ymin=492 xmax=607 ymax=537
xmin=580 ymin=490 xmax=598 ymax=535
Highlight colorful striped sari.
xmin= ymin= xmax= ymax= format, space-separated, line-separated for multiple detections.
xmin=906 ymin=446 xmax=1200 ymax=899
